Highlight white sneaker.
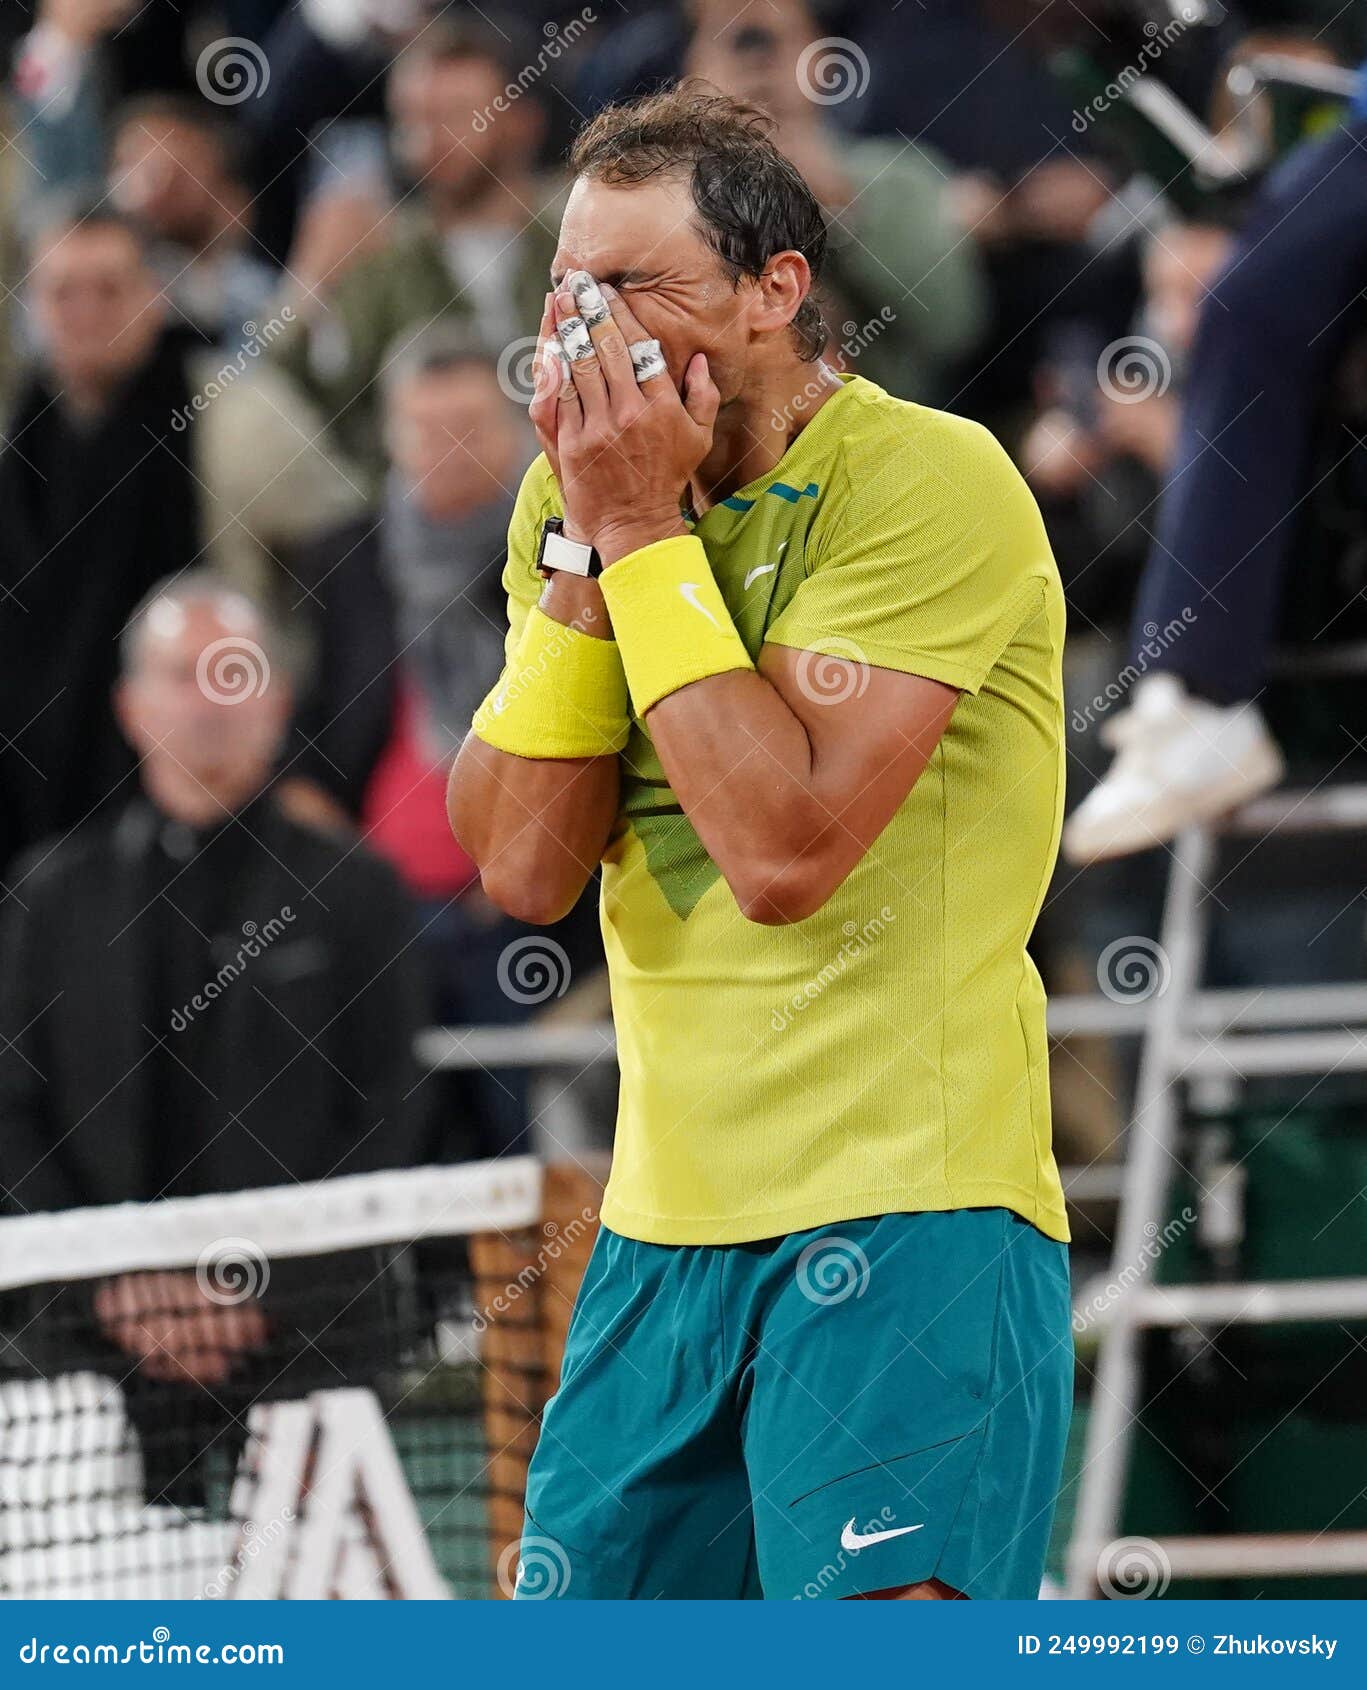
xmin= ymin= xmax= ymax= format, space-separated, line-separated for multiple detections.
xmin=1063 ymin=674 xmax=1285 ymax=864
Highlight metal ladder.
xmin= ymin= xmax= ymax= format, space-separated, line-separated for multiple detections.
xmin=1065 ymin=784 xmax=1367 ymax=1596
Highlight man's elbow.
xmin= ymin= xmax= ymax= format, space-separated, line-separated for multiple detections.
xmin=733 ymin=858 xmax=835 ymax=926
xmin=478 ymin=863 xmax=581 ymax=927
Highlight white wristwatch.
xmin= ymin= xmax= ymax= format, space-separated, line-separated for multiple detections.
xmin=537 ymin=518 xmax=602 ymax=578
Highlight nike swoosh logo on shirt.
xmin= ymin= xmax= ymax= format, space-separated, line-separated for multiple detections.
xmin=679 ymin=582 xmax=723 ymax=630
xmin=840 ymin=1519 xmax=924 ymax=1551
xmin=744 ymin=540 xmax=788 ymax=590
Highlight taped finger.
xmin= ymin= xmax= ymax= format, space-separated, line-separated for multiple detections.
xmin=628 ymin=338 xmax=668 ymax=384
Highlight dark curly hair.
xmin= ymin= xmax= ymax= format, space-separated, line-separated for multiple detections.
xmin=568 ymin=85 xmax=829 ymax=361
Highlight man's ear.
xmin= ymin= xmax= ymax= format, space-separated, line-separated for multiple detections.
xmin=756 ymin=249 xmax=812 ymax=337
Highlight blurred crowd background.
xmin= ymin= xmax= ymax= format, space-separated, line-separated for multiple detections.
xmin=1 ymin=0 xmax=1366 ymax=1296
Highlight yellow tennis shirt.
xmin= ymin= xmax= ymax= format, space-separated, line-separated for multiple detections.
xmin=496 ymin=375 xmax=1069 ymax=1245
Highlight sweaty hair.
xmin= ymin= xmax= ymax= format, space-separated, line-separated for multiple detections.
xmin=568 ymin=85 xmax=829 ymax=361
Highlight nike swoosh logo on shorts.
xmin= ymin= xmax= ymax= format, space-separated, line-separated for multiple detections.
xmin=840 ymin=1518 xmax=924 ymax=1551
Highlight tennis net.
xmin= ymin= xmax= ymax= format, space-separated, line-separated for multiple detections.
xmin=0 ymin=1157 xmax=602 ymax=1600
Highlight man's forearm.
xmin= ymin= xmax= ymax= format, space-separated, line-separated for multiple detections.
xmin=593 ymin=528 xmax=837 ymax=921
xmin=595 ymin=531 xmax=958 ymax=924
xmin=448 ymin=575 xmax=623 ymax=925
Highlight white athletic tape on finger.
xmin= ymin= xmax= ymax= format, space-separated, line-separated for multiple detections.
xmin=558 ymin=316 xmax=595 ymax=362
xmin=628 ymin=339 xmax=666 ymax=383
xmin=566 ymin=270 xmax=611 ymax=328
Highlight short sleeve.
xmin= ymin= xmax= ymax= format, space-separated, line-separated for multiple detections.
xmin=764 ymin=415 xmax=1053 ymax=695
xmin=499 ymin=453 xmax=562 ymax=664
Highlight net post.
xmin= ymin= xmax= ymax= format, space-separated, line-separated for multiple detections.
xmin=469 ymin=1156 xmax=606 ymax=1597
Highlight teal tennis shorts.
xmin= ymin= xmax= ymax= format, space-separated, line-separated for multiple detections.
xmin=517 ymin=1207 xmax=1072 ymax=1600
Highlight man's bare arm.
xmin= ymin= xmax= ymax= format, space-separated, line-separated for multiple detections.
xmin=644 ymin=645 xmax=959 ymax=925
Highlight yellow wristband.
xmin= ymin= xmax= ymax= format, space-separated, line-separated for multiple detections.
xmin=472 ymin=604 xmax=631 ymax=759
xmin=597 ymin=534 xmax=753 ymax=716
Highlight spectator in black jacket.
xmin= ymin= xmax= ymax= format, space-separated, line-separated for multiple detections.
xmin=0 ymin=572 xmax=427 ymax=1501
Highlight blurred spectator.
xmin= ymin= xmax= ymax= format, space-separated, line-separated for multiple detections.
xmin=7 ymin=1 xmax=288 ymax=224
xmin=273 ymin=16 xmax=562 ymax=486
xmin=0 ymin=207 xmax=370 ymax=877
xmin=1021 ymin=218 xmax=1234 ymax=633
xmin=0 ymin=100 xmax=23 ymax=416
xmin=301 ymin=324 xmax=602 ymax=1156
xmin=108 ymin=95 xmax=278 ymax=349
xmin=0 ymin=573 xmax=426 ymax=1498
xmin=684 ymin=0 xmax=986 ymax=401
xmin=1064 ymin=108 xmax=1367 ymax=862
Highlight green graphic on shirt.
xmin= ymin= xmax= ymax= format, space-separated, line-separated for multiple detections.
xmin=619 ymin=781 xmax=720 ymax=921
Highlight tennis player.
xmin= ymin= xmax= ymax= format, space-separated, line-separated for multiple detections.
xmin=449 ymin=88 xmax=1072 ymax=1601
